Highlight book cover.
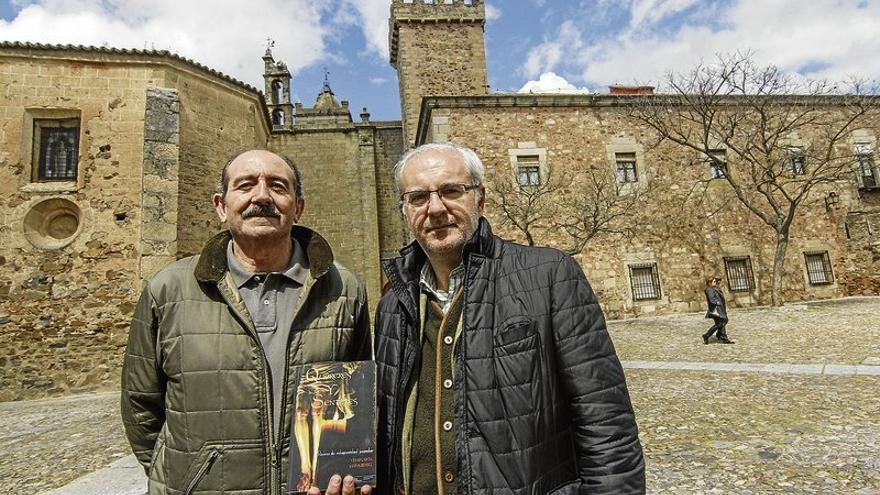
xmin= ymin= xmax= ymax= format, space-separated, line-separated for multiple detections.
xmin=287 ymin=360 xmax=376 ymax=494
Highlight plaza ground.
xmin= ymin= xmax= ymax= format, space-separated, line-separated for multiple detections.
xmin=2 ymin=297 xmax=878 ymax=494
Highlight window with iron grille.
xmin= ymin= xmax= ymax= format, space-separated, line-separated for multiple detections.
xmin=857 ymin=151 xmax=877 ymax=188
xmin=629 ymin=263 xmax=661 ymax=300
xmin=788 ymin=149 xmax=806 ymax=176
xmin=33 ymin=118 xmax=79 ymax=181
xmin=723 ymin=256 xmax=754 ymax=292
xmin=708 ymin=149 xmax=727 ymax=179
xmin=615 ymin=152 xmax=638 ymax=183
xmin=516 ymin=155 xmax=541 ymax=186
xmin=804 ymin=251 xmax=834 ymax=285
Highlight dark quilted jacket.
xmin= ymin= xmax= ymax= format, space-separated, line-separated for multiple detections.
xmin=375 ymin=219 xmax=644 ymax=495
xmin=121 ymin=226 xmax=371 ymax=495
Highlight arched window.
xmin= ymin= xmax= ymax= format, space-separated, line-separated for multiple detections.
xmin=272 ymin=80 xmax=284 ymax=105
xmin=274 ymin=109 xmax=285 ymax=127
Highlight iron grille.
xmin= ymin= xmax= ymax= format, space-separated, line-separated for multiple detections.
xmin=517 ymin=165 xmax=541 ymax=186
xmin=615 ymin=153 xmax=638 ymax=183
xmin=37 ymin=124 xmax=79 ymax=181
xmin=857 ymin=153 xmax=877 ymax=188
xmin=804 ymin=251 xmax=834 ymax=285
xmin=629 ymin=263 xmax=661 ymax=300
xmin=724 ymin=256 xmax=754 ymax=292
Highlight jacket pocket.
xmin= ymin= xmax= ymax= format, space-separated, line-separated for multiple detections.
xmin=492 ymin=318 xmax=542 ymax=401
xmin=182 ymin=446 xmax=222 ymax=495
xmin=494 ymin=319 xmax=540 ymax=372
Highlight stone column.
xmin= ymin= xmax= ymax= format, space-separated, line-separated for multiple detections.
xmin=139 ymin=87 xmax=180 ymax=279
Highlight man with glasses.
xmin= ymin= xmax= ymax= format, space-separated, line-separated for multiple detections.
xmin=368 ymin=143 xmax=645 ymax=495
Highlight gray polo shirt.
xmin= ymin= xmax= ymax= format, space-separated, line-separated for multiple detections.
xmin=227 ymin=239 xmax=309 ymax=439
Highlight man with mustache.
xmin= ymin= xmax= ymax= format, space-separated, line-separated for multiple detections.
xmin=372 ymin=143 xmax=645 ymax=494
xmin=121 ymin=149 xmax=372 ymax=494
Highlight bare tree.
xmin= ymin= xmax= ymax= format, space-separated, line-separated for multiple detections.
xmin=629 ymin=52 xmax=879 ymax=306
xmin=488 ymin=167 xmax=567 ymax=246
xmin=488 ymin=164 xmax=649 ymax=254
xmin=557 ymin=166 xmax=650 ymax=255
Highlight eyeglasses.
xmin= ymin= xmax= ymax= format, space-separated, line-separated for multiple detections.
xmin=400 ymin=183 xmax=480 ymax=208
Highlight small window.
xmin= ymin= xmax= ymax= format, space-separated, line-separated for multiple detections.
xmin=708 ymin=149 xmax=727 ymax=179
xmin=615 ymin=152 xmax=638 ymax=183
xmin=788 ymin=148 xmax=806 ymax=176
xmin=724 ymin=256 xmax=754 ymax=292
xmin=856 ymin=147 xmax=877 ymax=189
xmin=629 ymin=263 xmax=661 ymax=300
xmin=804 ymin=251 xmax=834 ymax=285
xmin=33 ymin=118 xmax=80 ymax=182
xmin=516 ymin=155 xmax=541 ymax=186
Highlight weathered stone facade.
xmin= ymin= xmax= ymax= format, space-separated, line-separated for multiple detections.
xmin=417 ymin=97 xmax=874 ymax=317
xmin=1 ymin=0 xmax=879 ymax=401
xmin=0 ymin=44 xmax=403 ymax=400
xmin=0 ymin=44 xmax=269 ymax=399
xmin=390 ymin=0 xmax=488 ymax=146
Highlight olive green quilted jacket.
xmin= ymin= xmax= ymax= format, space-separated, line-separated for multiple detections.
xmin=121 ymin=227 xmax=372 ymax=495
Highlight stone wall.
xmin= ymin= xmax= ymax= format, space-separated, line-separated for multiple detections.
xmin=0 ymin=53 xmax=158 ymax=400
xmin=0 ymin=47 xmax=268 ymax=400
xmin=373 ymin=123 xmax=409 ymax=259
xmin=841 ymin=203 xmax=880 ymax=294
xmin=270 ymin=129 xmax=383 ymax=304
xmin=170 ymin=69 xmax=269 ymax=260
xmin=428 ymin=101 xmax=865 ymax=317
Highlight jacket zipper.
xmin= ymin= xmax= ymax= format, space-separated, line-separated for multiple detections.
xmin=185 ymin=448 xmax=221 ymax=495
xmin=274 ymin=276 xmax=317 ymax=494
xmin=218 ymin=280 xmax=277 ymax=495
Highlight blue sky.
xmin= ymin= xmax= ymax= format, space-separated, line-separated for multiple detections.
xmin=2 ymin=0 xmax=879 ymax=121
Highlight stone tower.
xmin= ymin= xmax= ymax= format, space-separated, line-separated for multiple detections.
xmin=263 ymin=47 xmax=294 ymax=131
xmin=389 ymin=0 xmax=489 ymax=146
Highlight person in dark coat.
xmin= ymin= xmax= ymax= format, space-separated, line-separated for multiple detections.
xmin=366 ymin=143 xmax=645 ymax=495
xmin=703 ymin=276 xmax=734 ymax=344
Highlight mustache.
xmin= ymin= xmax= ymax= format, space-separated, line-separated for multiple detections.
xmin=241 ymin=203 xmax=281 ymax=219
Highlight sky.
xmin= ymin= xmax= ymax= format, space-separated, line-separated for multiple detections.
xmin=1 ymin=0 xmax=879 ymax=121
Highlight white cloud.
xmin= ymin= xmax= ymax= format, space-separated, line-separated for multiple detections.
xmin=342 ymin=0 xmax=391 ymax=59
xmin=0 ymin=0 xmax=332 ymax=89
xmin=518 ymin=72 xmax=591 ymax=93
xmin=522 ymin=20 xmax=584 ymax=78
xmin=628 ymin=0 xmax=700 ymax=32
xmin=520 ymin=0 xmax=880 ymax=92
xmin=485 ymin=3 xmax=502 ymax=21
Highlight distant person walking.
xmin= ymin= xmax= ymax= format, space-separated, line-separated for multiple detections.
xmin=703 ymin=276 xmax=734 ymax=344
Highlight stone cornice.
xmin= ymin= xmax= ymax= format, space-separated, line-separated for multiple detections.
xmin=0 ymin=41 xmax=272 ymax=136
xmin=414 ymin=93 xmax=880 ymax=145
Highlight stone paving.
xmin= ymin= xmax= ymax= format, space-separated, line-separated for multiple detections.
xmin=1 ymin=296 xmax=879 ymax=494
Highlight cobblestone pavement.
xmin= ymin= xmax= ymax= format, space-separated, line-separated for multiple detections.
xmin=609 ymin=297 xmax=880 ymax=365
xmin=0 ymin=392 xmax=129 ymax=495
xmin=1 ymin=297 xmax=878 ymax=494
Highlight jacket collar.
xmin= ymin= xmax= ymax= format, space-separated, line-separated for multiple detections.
xmin=381 ymin=217 xmax=498 ymax=320
xmin=194 ymin=226 xmax=334 ymax=283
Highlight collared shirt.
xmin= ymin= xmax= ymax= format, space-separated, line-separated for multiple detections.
xmin=419 ymin=262 xmax=465 ymax=314
xmin=227 ymin=238 xmax=309 ymax=439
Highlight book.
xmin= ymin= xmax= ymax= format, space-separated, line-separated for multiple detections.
xmin=287 ymin=360 xmax=377 ymax=494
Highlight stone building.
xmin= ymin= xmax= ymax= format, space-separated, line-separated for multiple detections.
xmin=0 ymin=43 xmax=403 ymax=400
xmin=1 ymin=0 xmax=879 ymax=399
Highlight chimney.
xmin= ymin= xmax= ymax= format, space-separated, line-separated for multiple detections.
xmin=609 ymin=85 xmax=654 ymax=95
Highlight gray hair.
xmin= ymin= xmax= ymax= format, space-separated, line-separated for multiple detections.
xmin=392 ymin=143 xmax=485 ymax=195
xmin=216 ymin=148 xmax=303 ymax=200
